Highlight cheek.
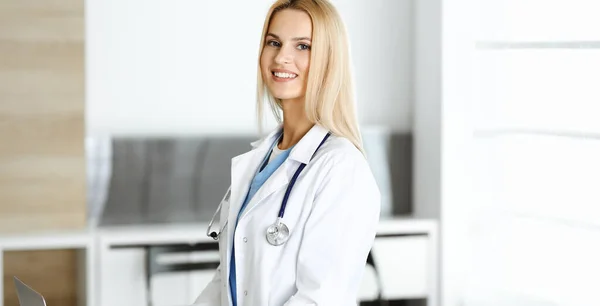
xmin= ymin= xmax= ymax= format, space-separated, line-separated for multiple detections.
xmin=297 ymin=53 xmax=311 ymax=76
xmin=260 ymin=48 xmax=275 ymax=69
xmin=260 ymin=49 xmax=273 ymax=73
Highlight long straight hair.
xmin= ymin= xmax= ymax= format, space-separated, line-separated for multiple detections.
xmin=256 ymin=0 xmax=365 ymax=155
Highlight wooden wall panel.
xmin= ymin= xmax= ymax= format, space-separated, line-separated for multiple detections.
xmin=1 ymin=1 xmax=85 ymax=305
xmin=0 ymin=0 xmax=85 ymax=234
xmin=3 ymin=250 xmax=78 ymax=306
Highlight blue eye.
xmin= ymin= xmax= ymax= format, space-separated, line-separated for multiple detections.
xmin=267 ymin=40 xmax=281 ymax=47
xmin=297 ymin=44 xmax=311 ymax=50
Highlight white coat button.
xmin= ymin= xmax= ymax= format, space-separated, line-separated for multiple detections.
xmin=243 ymin=237 xmax=248 ymax=243
xmin=244 ymin=290 xmax=248 ymax=296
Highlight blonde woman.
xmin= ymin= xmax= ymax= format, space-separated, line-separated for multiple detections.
xmin=195 ymin=0 xmax=380 ymax=305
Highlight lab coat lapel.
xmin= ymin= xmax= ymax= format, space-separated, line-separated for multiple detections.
xmin=238 ymin=159 xmax=294 ymax=220
xmin=228 ymin=124 xmax=331 ymax=224
xmin=226 ymin=127 xmax=282 ymax=246
xmin=227 ymin=151 xmax=258 ymax=233
xmin=237 ymin=124 xmax=330 ymax=220
xmin=222 ymin=149 xmax=256 ymax=280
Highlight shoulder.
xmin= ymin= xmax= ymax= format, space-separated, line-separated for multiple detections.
xmin=309 ymin=134 xmax=381 ymax=220
xmin=317 ymin=134 xmax=368 ymax=170
xmin=314 ymin=134 xmax=380 ymax=196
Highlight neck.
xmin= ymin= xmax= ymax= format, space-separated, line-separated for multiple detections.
xmin=278 ymin=98 xmax=313 ymax=150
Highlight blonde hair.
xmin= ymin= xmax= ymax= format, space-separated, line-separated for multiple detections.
xmin=256 ymin=0 xmax=365 ymax=155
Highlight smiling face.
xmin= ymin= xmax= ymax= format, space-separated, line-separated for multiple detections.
xmin=260 ymin=9 xmax=313 ymax=103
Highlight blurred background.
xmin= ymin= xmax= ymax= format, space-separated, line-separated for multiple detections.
xmin=1 ymin=0 xmax=599 ymax=306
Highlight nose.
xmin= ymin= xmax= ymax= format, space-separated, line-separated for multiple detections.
xmin=274 ymin=47 xmax=293 ymax=65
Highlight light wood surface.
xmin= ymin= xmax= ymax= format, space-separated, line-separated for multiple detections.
xmin=1 ymin=0 xmax=85 ymax=304
xmin=3 ymin=249 xmax=78 ymax=306
xmin=0 ymin=0 xmax=85 ymax=234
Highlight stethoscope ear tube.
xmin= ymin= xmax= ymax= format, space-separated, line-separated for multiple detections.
xmin=206 ymin=187 xmax=231 ymax=240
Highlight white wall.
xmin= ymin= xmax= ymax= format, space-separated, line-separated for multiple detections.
xmin=85 ymin=0 xmax=273 ymax=136
xmin=86 ymin=0 xmax=414 ymax=136
xmin=440 ymin=0 xmax=475 ymax=305
xmin=442 ymin=0 xmax=600 ymax=305
xmin=333 ymin=0 xmax=413 ymax=132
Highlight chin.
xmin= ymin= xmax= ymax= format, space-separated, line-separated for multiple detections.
xmin=269 ymin=89 xmax=303 ymax=101
xmin=273 ymin=94 xmax=301 ymax=101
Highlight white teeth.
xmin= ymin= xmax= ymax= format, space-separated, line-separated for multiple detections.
xmin=274 ymin=72 xmax=297 ymax=79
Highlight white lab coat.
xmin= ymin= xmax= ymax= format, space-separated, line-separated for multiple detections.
xmin=193 ymin=124 xmax=381 ymax=306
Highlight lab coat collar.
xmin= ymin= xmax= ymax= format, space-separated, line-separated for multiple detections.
xmin=250 ymin=123 xmax=330 ymax=165
xmin=288 ymin=124 xmax=330 ymax=164
xmin=231 ymin=123 xmax=329 ymax=224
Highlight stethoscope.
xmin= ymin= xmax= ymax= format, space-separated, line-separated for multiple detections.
xmin=206 ymin=132 xmax=331 ymax=246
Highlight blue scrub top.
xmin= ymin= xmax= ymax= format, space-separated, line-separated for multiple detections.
xmin=229 ymin=137 xmax=293 ymax=306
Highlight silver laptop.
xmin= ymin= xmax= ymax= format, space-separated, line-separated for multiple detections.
xmin=13 ymin=277 xmax=47 ymax=306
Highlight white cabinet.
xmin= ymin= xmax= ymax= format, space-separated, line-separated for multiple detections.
xmin=372 ymin=236 xmax=430 ymax=299
xmin=95 ymin=219 xmax=438 ymax=306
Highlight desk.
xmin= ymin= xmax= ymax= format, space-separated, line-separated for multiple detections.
xmin=0 ymin=227 xmax=95 ymax=306
xmin=0 ymin=218 xmax=438 ymax=306
xmin=96 ymin=218 xmax=438 ymax=306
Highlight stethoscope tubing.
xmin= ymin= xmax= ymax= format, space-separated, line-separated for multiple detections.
xmin=278 ymin=133 xmax=330 ymax=218
xmin=208 ymin=132 xmax=331 ymax=243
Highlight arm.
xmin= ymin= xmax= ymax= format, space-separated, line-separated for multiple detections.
xmin=284 ymin=154 xmax=381 ymax=306
xmin=191 ymin=264 xmax=222 ymax=305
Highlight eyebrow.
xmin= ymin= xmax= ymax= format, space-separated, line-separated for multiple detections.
xmin=266 ymin=33 xmax=312 ymax=42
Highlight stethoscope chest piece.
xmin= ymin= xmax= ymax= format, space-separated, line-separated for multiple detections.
xmin=206 ymin=132 xmax=331 ymax=245
xmin=266 ymin=217 xmax=290 ymax=246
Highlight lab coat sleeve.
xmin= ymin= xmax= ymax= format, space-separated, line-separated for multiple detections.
xmin=191 ymin=264 xmax=222 ymax=305
xmin=283 ymin=154 xmax=381 ymax=306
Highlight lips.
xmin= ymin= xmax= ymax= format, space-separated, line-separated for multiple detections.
xmin=271 ymin=69 xmax=298 ymax=82
xmin=273 ymin=71 xmax=297 ymax=79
